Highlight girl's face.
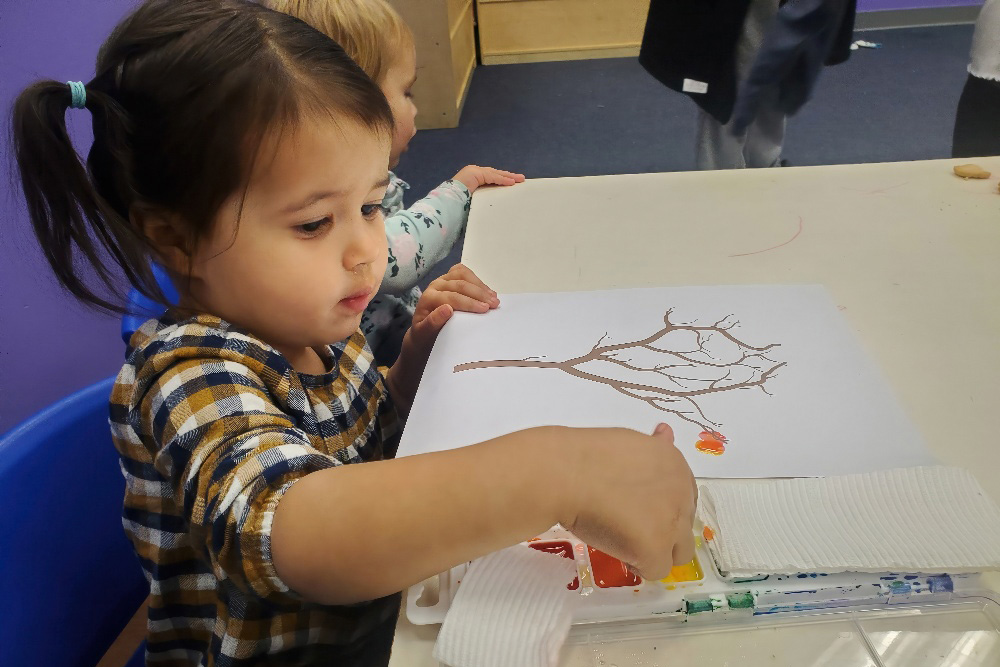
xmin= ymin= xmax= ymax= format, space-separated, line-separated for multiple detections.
xmin=381 ymin=43 xmax=418 ymax=169
xmin=182 ymin=117 xmax=391 ymax=367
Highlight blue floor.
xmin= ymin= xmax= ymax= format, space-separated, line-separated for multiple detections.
xmin=395 ymin=24 xmax=976 ymax=283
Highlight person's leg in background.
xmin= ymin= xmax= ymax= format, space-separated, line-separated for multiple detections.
xmin=696 ymin=0 xmax=783 ymax=170
xmin=952 ymin=74 xmax=1000 ymax=158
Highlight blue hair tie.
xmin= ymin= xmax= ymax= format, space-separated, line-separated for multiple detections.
xmin=67 ymin=81 xmax=87 ymax=109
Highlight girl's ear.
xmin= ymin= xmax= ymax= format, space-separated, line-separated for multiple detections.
xmin=130 ymin=205 xmax=193 ymax=274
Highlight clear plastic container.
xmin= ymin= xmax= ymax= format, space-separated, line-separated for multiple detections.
xmin=407 ymin=527 xmax=1000 ymax=666
xmin=559 ymin=596 xmax=1000 ymax=667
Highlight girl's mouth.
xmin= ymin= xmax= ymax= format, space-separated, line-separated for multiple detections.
xmin=339 ymin=287 xmax=373 ymax=313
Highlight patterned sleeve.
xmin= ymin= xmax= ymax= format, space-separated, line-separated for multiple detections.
xmin=139 ymin=357 xmax=339 ymax=604
xmin=380 ymin=179 xmax=471 ymax=296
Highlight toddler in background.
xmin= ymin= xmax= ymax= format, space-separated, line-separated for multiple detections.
xmin=268 ymin=0 xmax=525 ymax=363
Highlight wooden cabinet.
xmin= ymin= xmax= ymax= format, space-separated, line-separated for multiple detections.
xmin=476 ymin=0 xmax=651 ymax=64
xmin=389 ymin=0 xmax=477 ymax=129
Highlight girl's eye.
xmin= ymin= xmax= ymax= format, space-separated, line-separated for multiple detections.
xmin=296 ymin=217 xmax=331 ymax=236
xmin=361 ymin=202 xmax=386 ymax=219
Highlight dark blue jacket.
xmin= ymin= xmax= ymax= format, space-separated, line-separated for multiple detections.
xmin=639 ymin=0 xmax=857 ymax=124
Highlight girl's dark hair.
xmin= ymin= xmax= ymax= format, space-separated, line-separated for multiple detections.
xmin=12 ymin=0 xmax=393 ymax=311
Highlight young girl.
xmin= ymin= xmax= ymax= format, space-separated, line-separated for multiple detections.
xmin=11 ymin=1 xmax=696 ymax=665
xmin=266 ymin=0 xmax=525 ymax=364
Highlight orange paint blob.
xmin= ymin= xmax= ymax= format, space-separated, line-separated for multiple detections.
xmin=695 ymin=430 xmax=727 ymax=456
xmin=702 ymin=525 xmax=715 ymax=542
xmin=587 ymin=547 xmax=642 ymax=588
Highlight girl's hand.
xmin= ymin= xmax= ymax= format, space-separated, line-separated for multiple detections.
xmin=415 ymin=263 xmax=499 ymax=322
xmin=388 ymin=264 xmax=499 ymax=416
xmin=559 ymin=423 xmax=698 ymax=580
xmin=453 ymin=165 xmax=525 ymax=193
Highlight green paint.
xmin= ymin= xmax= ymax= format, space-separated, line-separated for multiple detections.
xmin=727 ymin=592 xmax=755 ymax=609
xmin=685 ymin=599 xmax=715 ymax=614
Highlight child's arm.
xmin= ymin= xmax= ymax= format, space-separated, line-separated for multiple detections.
xmin=273 ymin=264 xmax=696 ymax=605
xmin=380 ymin=180 xmax=472 ymax=295
xmin=379 ymin=168 xmax=525 ymax=295
xmin=385 ymin=263 xmax=498 ymax=418
xmin=271 ymin=423 xmax=696 ymax=605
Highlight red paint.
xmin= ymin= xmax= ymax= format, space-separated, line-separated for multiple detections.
xmin=528 ymin=541 xmax=579 ymax=590
xmin=587 ymin=547 xmax=642 ymax=588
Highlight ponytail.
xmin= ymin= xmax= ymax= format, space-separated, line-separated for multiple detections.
xmin=9 ymin=0 xmax=393 ymax=315
xmin=12 ymin=80 xmax=161 ymax=312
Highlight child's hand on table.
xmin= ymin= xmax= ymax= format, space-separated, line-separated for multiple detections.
xmin=453 ymin=165 xmax=525 ymax=193
xmin=388 ymin=264 xmax=498 ymax=416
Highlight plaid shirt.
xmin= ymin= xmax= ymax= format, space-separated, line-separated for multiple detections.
xmin=110 ymin=312 xmax=401 ymax=666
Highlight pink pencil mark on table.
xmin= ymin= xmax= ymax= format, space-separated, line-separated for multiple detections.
xmin=729 ymin=216 xmax=803 ymax=258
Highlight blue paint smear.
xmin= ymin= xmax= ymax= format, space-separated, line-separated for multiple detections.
xmin=928 ymin=575 xmax=954 ymax=593
xmin=880 ymin=576 xmax=895 ymax=580
xmin=904 ymin=575 xmax=918 ymax=580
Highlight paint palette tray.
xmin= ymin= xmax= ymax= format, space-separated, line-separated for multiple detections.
xmin=407 ymin=525 xmax=999 ymax=650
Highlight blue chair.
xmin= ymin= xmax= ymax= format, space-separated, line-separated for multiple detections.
xmin=121 ymin=263 xmax=178 ymax=345
xmin=0 ymin=378 xmax=148 ymax=667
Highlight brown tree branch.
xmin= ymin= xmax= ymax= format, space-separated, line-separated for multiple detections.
xmin=452 ymin=309 xmax=785 ymax=438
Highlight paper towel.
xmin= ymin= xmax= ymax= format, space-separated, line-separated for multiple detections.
xmin=698 ymin=466 xmax=1000 ymax=577
xmin=433 ymin=544 xmax=580 ymax=667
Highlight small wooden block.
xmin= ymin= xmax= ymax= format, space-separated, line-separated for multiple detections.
xmin=953 ymin=164 xmax=991 ymax=179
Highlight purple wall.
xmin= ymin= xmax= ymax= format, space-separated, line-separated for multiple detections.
xmin=860 ymin=0 xmax=982 ymax=9
xmin=1 ymin=0 xmax=140 ymax=435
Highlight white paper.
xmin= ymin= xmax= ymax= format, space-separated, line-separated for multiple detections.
xmin=398 ymin=285 xmax=936 ymax=478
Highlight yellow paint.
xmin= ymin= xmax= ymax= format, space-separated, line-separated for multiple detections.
xmin=660 ymin=555 xmax=704 ymax=584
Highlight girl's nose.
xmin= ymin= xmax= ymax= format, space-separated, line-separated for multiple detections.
xmin=343 ymin=216 xmax=384 ymax=273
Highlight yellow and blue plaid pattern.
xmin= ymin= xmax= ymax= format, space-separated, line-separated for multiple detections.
xmin=110 ymin=312 xmax=401 ymax=666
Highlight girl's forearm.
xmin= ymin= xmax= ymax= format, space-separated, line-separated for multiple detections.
xmin=270 ymin=426 xmax=570 ymax=605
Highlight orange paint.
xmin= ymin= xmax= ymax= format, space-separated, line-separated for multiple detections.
xmin=528 ymin=541 xmax=579 ymax=590
xmin=702 ymin=525 xmax=715 ymax=542
xmin=695 ymin=430 xmax=727 ymax=456
xmin=587 ymin=547 xmax=642 ymax=588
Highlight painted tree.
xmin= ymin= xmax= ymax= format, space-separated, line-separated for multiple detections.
xmin=453 ymin=308 xmax=785 ymax=434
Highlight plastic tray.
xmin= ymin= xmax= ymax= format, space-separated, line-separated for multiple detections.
xmin=408 ymin=527 xmax=1000 ymax=665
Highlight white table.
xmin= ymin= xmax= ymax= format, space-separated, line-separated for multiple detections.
xmin=390 ymin=158 xmax=1000 ymax=666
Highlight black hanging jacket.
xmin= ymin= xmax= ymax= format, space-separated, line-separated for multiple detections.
xmin=639 ymin=0 xmax=857 ymax=124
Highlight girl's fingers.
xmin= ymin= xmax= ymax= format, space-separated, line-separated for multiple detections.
xmin=429 ymin=291 xmax=492 ymax=314
xmin=436 ymin=279 xmax=499 ymax=308
xmin=651 ymin=422 xmax=675 ymax=445
xmin=671 ymin=532 xmax=696 ymax=568
xmin=411 ymin=304 xmax=454 ymax=343
xmin=444 ymin=264 xmax=496 ymax=296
